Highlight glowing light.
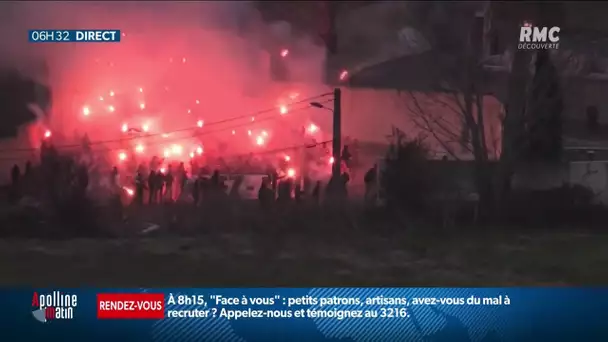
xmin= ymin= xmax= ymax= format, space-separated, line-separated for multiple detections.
xmin=289 ymin=92 xmax=300 ymax=100
xmin=247 ymin=130 xmax=252 ymax=136
xmin=329 ymin=157 xmax=335 ymax=164
xmin=135 ymin=144 xmax=145 ymax=153
xmin=187 ymin=109 xmax=191 ymax=114
xmin=163 ymin=149 xmax=171 ymax=158
xmin=142 ymin=123 xmax=149 ymax=132
xmin=121 ymin=123 xmax=128 ymax=133
xmin=108 ymin=105 xmax=115 ymax=113
xmin=196 ymin=146 xmax=203 ymax=155
xmin=256 ymin=136 xmax=265 ymax=146
xmin=197 ymin=120 xmax=204 ymax=128
xmin=161 ymin=133 xmax=170 ymax=138
xmin=139 ymin=87 xmax=143 ymax=93
xmin=118 ymin=152 xmax=127 ymax=161
xmin=139 ymin=102 xmax=145 ymax=110
xmin=307 ymin=123 xmax=319 ymax=134
xmin=280 ymin=49 xmax=289 ymax=57
xmin=82 ymin=106 xmax=90 ymax=116
xmin=279 ymin=105 xmax=288 ymax=115
xmin=160 ymin=167 xmax=166 ymax=174
xmin=232 ymin=130 xmax=236 ymax=135
xmin=109 ymin=90 xmax=115 ymax=97
xmin=195 ymin=99 xmax=200 ymax=105
xmin=189 ymin=152 xmax=195 ymax=158
xmin=251 ymin=116 xmax=255 ymax=122
xmin=182 ymin=57 xmax=187 ymax=63
xmin=284 ymin=155 xmax=291 ymax=162
xmin=99 ymin=96 xmax=104 ymax=101
xmin=171 ymin=144 xmax=183 ymax=155
xmin=43 ymin=130 xmax=52 ymax=139
xmin=287 ymin=168 xmax=296 ymax=178
xmin=339 ymin=70 xmax=349 ymax=81
xmin=261 ymin=130 xmax=268 ymax=137
xmin=123 ymin=187 xmax=134 ymax=196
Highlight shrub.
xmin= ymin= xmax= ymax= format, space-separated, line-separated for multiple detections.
xmin=503 ymin=184 xmax=606 ymax=226
xmin=382 ymin=137 xmax=436 ymax=213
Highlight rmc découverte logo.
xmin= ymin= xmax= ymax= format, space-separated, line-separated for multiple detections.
xmin=518 ymin=22 xmax=560 ymax=50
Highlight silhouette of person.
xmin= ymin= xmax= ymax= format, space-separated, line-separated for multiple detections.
xmin=364 ymin=164 xmax=377 ymax=203
xmin=294 ymin=184 xmax=303 ymax=203
xmin=178 ymin=162 xmax=187 ymax=193
xmin=341 ymin=145 xmax=352 ymax=168
xmin=9 ymin=164 xmax=21 ymax=203
xmin=134 ymin=171 xmax=145 ymax=205
xmin=76 ymin=164 xmax=89 ymax=198
xmin=11 ymin=163 xmax=20 ymax=187
xmin=192 ymin=175 xmax=201 ymax=206
xmin=154 ymin=170 xmax=164 ymax=203
xmin=258 ymin=177 xmax=273 ymax=210
xmin=147 ymin=170 xmax=157 ymax=204
xmin=164 ymin=165 xmax=174 ymax=202
xmin=312 ymin=181 xmax=321 ymax=204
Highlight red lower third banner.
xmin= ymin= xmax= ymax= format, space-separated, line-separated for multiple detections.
xmin=97 ymin=293 xmax=165 ymax=319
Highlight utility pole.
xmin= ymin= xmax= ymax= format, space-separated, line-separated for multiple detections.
xmin=332 ymin=87 xmax=342 ymax=180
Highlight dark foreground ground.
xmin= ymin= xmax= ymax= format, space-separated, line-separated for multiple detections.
xmin=1 ymin=201 xmax=607 ymax=286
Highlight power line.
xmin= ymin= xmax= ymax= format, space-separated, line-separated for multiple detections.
xmin=0 ymin=92 xmax=333 ymax=154
xmin=81 ymin=99 xmax=334 ymax=154
xmin=0 ymin=99 xmax=334 ymax=160
xmin=220 ymin=139 xmax=333 ymax=160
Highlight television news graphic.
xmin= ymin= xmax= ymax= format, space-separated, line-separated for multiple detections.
xmin=97 ymin=293 xmax=165 ymax=319
xmin=28 ymin=30 xmax=121 ymax=43
xmin=518 ymin=21 xmax=560 ymax=50
xmin=8 ymin=288 xmax=608 ymax=339
xmin=31 ymin=291 xmax=78 ymax=323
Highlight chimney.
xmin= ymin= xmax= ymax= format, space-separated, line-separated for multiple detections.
xmin=471 ymin=9 xmax=486 ymax=60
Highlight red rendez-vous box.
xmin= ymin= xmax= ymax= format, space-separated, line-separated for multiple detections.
xmin=97 ymin=293 xmax=165 ymax=319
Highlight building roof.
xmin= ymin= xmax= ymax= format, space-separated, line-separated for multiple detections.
xmin=345 ymin=50 xmax=509 ymax=99
xmin=346 ymin=51 xmax=442 ymax=91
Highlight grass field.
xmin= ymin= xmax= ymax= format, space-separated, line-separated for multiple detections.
xmin=1 ymin=201 xmax=606 ymax=287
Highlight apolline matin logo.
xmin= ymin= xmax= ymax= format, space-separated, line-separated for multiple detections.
xmin=32 ymin=291 xmax=78 ymax=323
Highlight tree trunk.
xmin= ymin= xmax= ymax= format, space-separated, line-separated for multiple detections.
xmin=495 ymin=2 xmax=563 ymax=214
xmin=496 ymin=37 xmax=533 ymax=215
xmin=466 ymin=11 xmax=493 ymax=218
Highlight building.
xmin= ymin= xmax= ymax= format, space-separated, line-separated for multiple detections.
xmin=326 ymin=1 xmax=608 ymax=202
xmin=324 ymin=2 xmax=502 ymax=160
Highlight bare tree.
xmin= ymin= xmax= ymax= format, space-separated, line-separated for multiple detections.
xmin=0 ymin=67 xmax=51 ymax=139
xmin=399 ymin=2 xmax=576 ymax=215
xmin=393 ymin=3 xmax=498 ymax=212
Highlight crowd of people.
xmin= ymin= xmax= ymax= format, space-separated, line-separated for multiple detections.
xmin=5 ymin=135 xmax=380 ymax=211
